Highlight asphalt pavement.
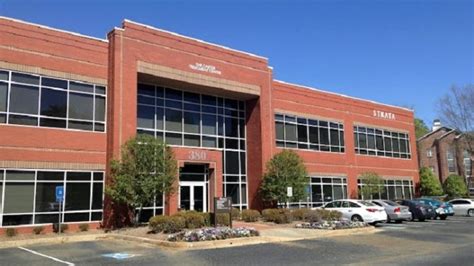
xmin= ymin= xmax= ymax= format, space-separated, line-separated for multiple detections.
xmin=0 ymin=215 xmax=472 ymax=265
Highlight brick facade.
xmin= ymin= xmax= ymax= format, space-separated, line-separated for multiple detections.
xmin=0 ymin=16 xmax=420 ymax=230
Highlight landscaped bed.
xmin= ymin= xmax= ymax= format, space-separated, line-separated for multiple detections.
xmin=295 ymin=220 xmax=368 ymax=230
xmin=167 ymin=227 xmax=259 ymax=242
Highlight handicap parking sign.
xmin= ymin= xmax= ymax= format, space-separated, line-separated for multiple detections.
xmin=56 ymin=186 xmax=64 ymax=203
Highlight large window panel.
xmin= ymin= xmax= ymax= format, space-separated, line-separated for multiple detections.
xmin=0 ymin=82 xmax=7 ymax=112
xmin=95 ymin=96 xmax=106 ymax=122
xmin=69 ymin=93 xmax=93 ymax=120
xmin=137 ymin=105 xmax=154 ymax=129
xmin=35 ymin=183 xmax=62 ymax=212
xmin=3 ymin=183 xmax=34 ymax=213
xmin=9 ymin=84 xmax=39 ymax=114
xmin=275 ymin=121 xmax=284 ymax=140
xmin=66 ymin=183 xmax=91 ymax=211
xmin=184 ymin=112 xmax=200 ymax=133
xmin=40 ymin=88 xmax=67 ymax=117
xmin=298 ymin=124 xmax=308 ymax=143
xmin=202 ymin=114 xmax=217 ymax=135
xmin=165 ymin=108 xmax=182 ymax=132
xmin=285 ymin=123 xmax=297 ymax=141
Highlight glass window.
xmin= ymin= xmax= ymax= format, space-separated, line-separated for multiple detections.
xmin=92 ymin=183 xmax=103 ymax=210
xmin=6 ymin=170 xmax=35 ymax=180
xmin=9 ymin=84 xmax=39 ymax=114
xmin=12 ymin=72 xmax=39 ymax=85
xmin=330 ymin=129 xmax=339 ymax=146
xmin=184 ymin=112 xmax=200 ymax=133
xmin=226 ymin=184 xmax=240 ymax=204
xmin=35 ymin=183 xmax=62 ymax=212
xmin=319 ymin=127 xmax=329 ymax=145
xmin=225 ymin=117 xmax=239 ymax=137
xmin=225 ymin=151 xmax=240 ymax=174
xmin=298 ymin=124 xmax=308 ymax=143
xmin=165 ymin=109 xmax=182 ymax=132
xmin=276 ymin=122 xmax=284 ymax=140
xmin=137 ymin=105 xmax=154 ymax=129
xmin=184 ymin=134 xmax=200 ymax=146
xmin=42 ymin=77 xmax=68 ymax=89
xmin=70 ymin=81 xmax=93 ymax=93
xmin=3 ymin=183 xmax=34 ymax=213
xmin=40 ymin=88 xmax=67 ymax=117
xmin=0 ymin=82 xmax=7 ymax=112
xmin=95 ymin=96 xmax=106 ymax=122
xmin=69 ymin=93 xmax=93 ymax=120
xmin=66 ymin=183 xmax=91 ymax=211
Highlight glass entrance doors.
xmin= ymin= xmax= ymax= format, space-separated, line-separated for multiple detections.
xmin=179 ymin=164 xmax=208 ymax=212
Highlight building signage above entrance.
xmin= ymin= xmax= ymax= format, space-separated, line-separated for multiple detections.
xmin=373 ymin=110 xmax=396 ymax=120
xmin=188 ymin=150 xmax=207 ymax=161
xmin=189 ymin=63 xmax=222 ymax=75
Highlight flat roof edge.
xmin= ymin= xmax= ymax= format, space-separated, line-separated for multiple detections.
xmin=123 ymin=19 xmax=268 ymax=61
xmin=274 ymin=79 xmax=414 ymax=113
xmin=0 ymin=16 xmax=109 ymax=43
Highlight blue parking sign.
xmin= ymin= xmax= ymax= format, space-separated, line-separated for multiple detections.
xmin=56 ymin=186 xmax=64 ymax=203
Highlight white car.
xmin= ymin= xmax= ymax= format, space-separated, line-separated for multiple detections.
xmin=447 ymin=198 xmax=474 ymax=217
xmin=320 ymin=199 xmax=387 ymax=225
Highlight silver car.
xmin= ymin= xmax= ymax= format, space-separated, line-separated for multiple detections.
xmin=371 ymin=200 xmax=412 ymax=223
xmin=448 ymin=198 xmax=474 ymax=216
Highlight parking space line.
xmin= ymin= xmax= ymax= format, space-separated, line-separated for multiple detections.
xmin=18 ymin=247 xmax=74 ymax=266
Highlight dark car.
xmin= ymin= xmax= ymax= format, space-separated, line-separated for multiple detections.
xmin=413 ymin=198 xmax=455 ymax=220
xmin=395 ymin=199 xmax=436 ymax=221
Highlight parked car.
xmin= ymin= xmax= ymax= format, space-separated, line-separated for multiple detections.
xmin=370 ymin=200 xmax=412 ymax=223
xmin=413 ymin=198 xmax=454 ymax=220
xmin=395 ymin=199 xmax=436 ymax=221
xmin=447 ymin=199 xmax=474 ymax=217
xmin=321 ymin=199 xmax=387 ymax=225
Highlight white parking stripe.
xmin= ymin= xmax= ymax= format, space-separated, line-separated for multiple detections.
xmin=18 ymin=247 xmax=75 ymax=266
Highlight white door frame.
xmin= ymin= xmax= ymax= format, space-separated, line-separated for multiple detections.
xmin=179 ymin=181 xmax=207 ymax=212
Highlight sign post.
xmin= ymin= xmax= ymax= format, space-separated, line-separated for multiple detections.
xmin=214 ymin=197 xmax=232 ymax=228
xmin=287 ymin=187 xmax=293 ymax=208
xmin=55 ymin=186 xmax=64 ymax=234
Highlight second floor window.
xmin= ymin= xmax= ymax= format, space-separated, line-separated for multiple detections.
xmin=464 ymin=150 xmax=472 ymax=176
xmin=275 ymin=113 xmax=345 ymax=153
xmin=354 ymin=125 xmax=411 ymax=159
xmin=447 ymin=149 xmax=456 ymax=173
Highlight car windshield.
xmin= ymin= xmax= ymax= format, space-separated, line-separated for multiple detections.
xmin=359 ymin=201 xmax=376 ymax=206
xmin=383 ymin=200 xmax=399 ymax=206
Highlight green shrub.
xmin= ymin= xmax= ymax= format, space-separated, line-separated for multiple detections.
xmin=444 ymin=174 xmax=468 ymax=198
xmin=32 ymin=226 xmax=44 ymax=235
xmin=231 ymin=208 xmax=241 ymax=220
xmin=53 ymin=223 xmax=68 ymax=233
xmin=79 ymin=224 xmax=89 ymax=232
xmin=329 ymin=210 xmax=343 ymax=221
xmin=420 ymin=167 xmax=443 ymax=196
xmin=200 ymin=212 xmax=211 ymax=226
xmin=241 ymin=209 xmax=261 ymax=222
xmin=149 ymin=215 xmax=185 ymax=233
xmin=303 ymin=210 xmax=322 ymax=223
xmin=216 ymin=213 xmax=231 ymax=226
xmin=6 ymin=228 xmax=16 ymax=237
xmin=174 ymin=211 xmax=205 ymax=229
xmin=291 ymin=208 xmax=311 ymax=221
xmin=262 ymin=208 xmax=292 ymax=224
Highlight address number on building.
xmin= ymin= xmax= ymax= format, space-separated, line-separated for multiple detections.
xmin=188 ymin=151 xmax=207 ymax=161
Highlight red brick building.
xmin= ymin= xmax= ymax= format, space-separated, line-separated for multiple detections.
xmin=0 ymin=17 xmax=419 ymax=231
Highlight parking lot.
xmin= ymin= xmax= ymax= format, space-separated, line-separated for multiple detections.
xmin=0 ymin=215 xmax=472 ymax=265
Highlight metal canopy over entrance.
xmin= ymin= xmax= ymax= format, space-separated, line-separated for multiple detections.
xmin=179 ymin=164 xmax=209 ymax=212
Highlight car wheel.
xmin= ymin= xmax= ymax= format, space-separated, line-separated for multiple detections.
xmin=395 ymin=220 xmax=403 ymax=224
xmin=419 ymin=218 xmax=425 ymax=222
xmin=468 ymin=209 xmax=474 ymax=217
xmin=351 ymin=215 xmax=363 ymax=222
xmin=440 ymin=215 xmax=447 ymax=220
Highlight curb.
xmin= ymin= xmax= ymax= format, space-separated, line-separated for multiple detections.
xmin=104 ymin=226 xmax=379 ymax=250
xmin=0 ymin=233 xmax=107 ymax=249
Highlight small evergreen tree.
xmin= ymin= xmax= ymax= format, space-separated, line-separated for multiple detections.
xmin=260 ymin=150 xmax=308 ymax=207
xmin=443 ymin=174 xmax=468 ymax=198
xmin=106 ymin=134 xmax=178 ymax=224
xmin=359 ymin=172 xmax=384 ymax=200
xmin=419 ymin=167 xmax=443 ymax=196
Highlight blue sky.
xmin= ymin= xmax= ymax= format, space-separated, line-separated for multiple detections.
xmin=1 ymin=0 xmax=472 ymax=126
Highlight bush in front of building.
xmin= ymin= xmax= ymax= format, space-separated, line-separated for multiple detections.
xmin=260 ymin=150 xmax=308 ymax=207
xmin=200 ymin=212 xmax=212 ymax=226
xmin=6 ymin=228 xmax=17 ymax=237
xmin=443 ymin=174 xmax=468 ymax=198
xmin=32 ymin=226 xmax=45 ymax=235
xmin=302 ymin=210 xmax=322 ymax=223
xmin=419 ymin=167 xmax=444 ymax=196
xmin=149 ymin=215 xmax=186 ymax=233
xmin=262 ymin=208 xmax=292 ymax=224
xmin=216 ymin=213 xmax=231 ymax=226
xmin=241 ymin=209 xmax=261 ymax=222
xmin=291 ymin=208 xmax=311 ymax=221
xmin=174 ymin=211 xmax=206 ymax=229
xmin=53 ymin=223 xmax=68 ymax=233
xmin=79 ymin=224 xmax=89 ymax=232
xmin=231 ymin=208 xmax=241 ymax=220
xmin=106 ymin=134 xmax=178 ymax=226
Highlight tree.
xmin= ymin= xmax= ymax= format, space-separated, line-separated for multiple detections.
xmin=415 ymin=118 xmax=430 ymax=139
xmin=260 ymin=150 xmax=308 ymax=207
xmin=358 ymin=172 xmax=384 ymax=200
xmin=443 ymin=174 xmax=468 ymax=198
xmin=438 ymin=84 xmax=474 ymax=184
xmin=106 ymin=134 xmax=178 ymax=224
xmin=419 ymin=167 xmax=443 ymax=196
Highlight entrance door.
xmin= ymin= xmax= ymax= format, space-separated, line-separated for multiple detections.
xmin=179 ymin=183 xmax=206 ymax=212
xmin=179 ymin=164 xmax=209 ymax=212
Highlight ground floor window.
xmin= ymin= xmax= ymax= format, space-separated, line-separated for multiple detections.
xmin=135 ymin=195 xmax=164 ymax=223
xmin=0 ymin=169 xmax=104 ymax=227
xmin=357 ymin=178 xmax=414 ymax=200
xmin=288 ymin=176 xmax=347 ymax=208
